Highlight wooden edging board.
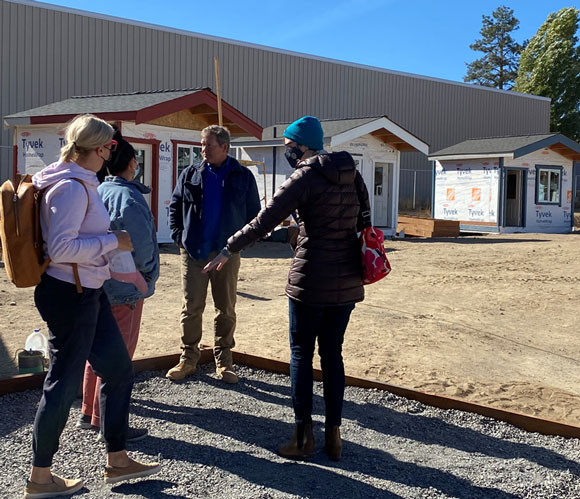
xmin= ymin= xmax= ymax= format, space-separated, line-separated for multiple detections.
xmin=2 ymin=348 xmax=579 ymax=439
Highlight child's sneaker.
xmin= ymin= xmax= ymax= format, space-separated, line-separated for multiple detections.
xmin=76 ymin=414 xmax=96 ymax=430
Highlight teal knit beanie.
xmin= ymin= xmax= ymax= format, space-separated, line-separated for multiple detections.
xmin=283 ymin=116 xmax=324 ymax=151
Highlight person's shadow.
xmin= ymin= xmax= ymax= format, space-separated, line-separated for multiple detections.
xmin=119 ymin=434 xmax=401 ymax=498
xmin=131 ymin=375 xmax=528 ymax=499
xmin=241 ymin=376 xmax=580 ymax=475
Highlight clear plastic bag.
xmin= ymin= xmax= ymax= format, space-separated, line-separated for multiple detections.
xmin=107 ymin=248 xmax=148 ymax=294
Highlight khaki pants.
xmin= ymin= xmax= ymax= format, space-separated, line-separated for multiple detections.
xmin=179 ymin=248 xmax=240 ymax=368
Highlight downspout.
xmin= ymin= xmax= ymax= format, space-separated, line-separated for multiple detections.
xmin=498 ymin=157 xmax=505 ymax=230
xmin=272 ymin=126 xmax=277 ymax=197
xmin=521 ymin=169 xmax=527 ymax=229
xmin=430 ymin=160 xmax=435 ymax=218
xmin=12 ymin=127 xmax=18 ymax=180
xmin=572 ymin=161 xmax=579 ymax=229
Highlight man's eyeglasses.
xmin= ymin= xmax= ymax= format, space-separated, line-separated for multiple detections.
xmin=103 ymin=139 xmax=118 ymax=152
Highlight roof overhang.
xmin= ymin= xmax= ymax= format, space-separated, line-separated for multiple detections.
xmin=430 ymin=133 xmax=580 ymax=162
xmin=330 ymin=116 xmax=429 ymax=154
xmin=513 ymin=134 xmax=580 ymax=161
xmin=4 ymin=89 xmax=262 ymax=139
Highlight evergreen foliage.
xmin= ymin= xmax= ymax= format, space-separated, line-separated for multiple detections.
xmin=514 ymin=7 xmax=580 ymax=140
xmin=465 ymin=5 xmax=522 ymax=90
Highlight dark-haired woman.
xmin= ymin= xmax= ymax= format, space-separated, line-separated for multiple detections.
xmin=78 ymin=138 xmax=159 ymax=442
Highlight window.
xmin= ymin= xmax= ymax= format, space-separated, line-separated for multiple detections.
xmin=177 ymin=144 xmax=202 ymax=179
xmin=352 ymin=154 xmax=363 ymax=173
xmin=374 ymin=166 xmax=383 ymax=196
xmin=535 ymin=165 xmax=562 ymax=205
xmin=134 ymin=149 xmax=146 ymax=185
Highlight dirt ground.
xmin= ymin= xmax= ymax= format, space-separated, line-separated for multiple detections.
xmin=1 ymin=233 xmax=580 ymax=427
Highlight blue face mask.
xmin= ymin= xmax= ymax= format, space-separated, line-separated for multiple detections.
xmin=134 ymin=164 xmax=142 ymax=181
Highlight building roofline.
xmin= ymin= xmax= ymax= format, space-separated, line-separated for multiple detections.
xmin=68 ymin=87 xmax=210 ymax=99
xmin=429 ymin=133 xmax=580 ymax=161
xmin=461 ymin=133 xmax=557 ymax=142
xmin=3 ymin=88 xmax=263 ymax=139
xmin=9 ymin=0 xmax=550 ymax=103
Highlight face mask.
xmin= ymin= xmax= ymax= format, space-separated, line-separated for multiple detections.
xmin=284 ymin=145 xmax=304 ymax=168
xmin=134 ymin=165 xmax=142 ymax=181
xmin=98 ymin=152 xmax=110 ymax=167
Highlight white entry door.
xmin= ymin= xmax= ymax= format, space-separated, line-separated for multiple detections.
xmin=131 ymin=143 xmax=153 ymax=208
xmin=373 ymin=162 xmax=393 ymax=227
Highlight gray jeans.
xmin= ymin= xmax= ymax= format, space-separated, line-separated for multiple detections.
xmin=179 ymin=249 xmax=241 ymax=367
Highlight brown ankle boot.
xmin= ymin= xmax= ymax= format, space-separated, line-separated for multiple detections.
xmin=324 ymin=426 xmax=342 ymax=461
xmin=277 ymin=423 xmax=315 ymax=460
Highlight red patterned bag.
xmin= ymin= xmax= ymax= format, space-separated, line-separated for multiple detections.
xmin=360 ymin=226 xmax=391 ymax=285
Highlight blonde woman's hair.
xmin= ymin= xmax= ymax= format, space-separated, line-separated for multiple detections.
xmin=60 ymin=114 xmax=114 ymax=162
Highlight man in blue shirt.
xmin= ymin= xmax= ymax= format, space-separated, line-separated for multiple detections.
xmin=167 ymin=126 xmax=261 ymax=383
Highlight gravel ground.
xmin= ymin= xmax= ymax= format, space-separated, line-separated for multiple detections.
xmin=2 ymin=364 xmax=580 ymax=498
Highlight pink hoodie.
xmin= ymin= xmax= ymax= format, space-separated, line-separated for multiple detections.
xmin=32 ymin=161 xmax=119 ymax=289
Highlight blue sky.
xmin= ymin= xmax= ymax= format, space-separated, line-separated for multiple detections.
xmin=41 ymin=0 xmax=576 ymax=83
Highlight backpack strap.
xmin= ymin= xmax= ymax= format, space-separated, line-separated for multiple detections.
xmin=34 ymin=186 xmax=52 ymax=274
xmin=69 ymin=178 xmax=90 ymax=294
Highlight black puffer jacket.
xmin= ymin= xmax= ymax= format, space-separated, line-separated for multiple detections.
xmin=227 ymin=151 xmax=370 ymax=306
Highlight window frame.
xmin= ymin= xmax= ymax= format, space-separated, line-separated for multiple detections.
xmin=535 ymin=165 xmax=563 ymax=206
xmin=172 ymin=140 xmax=202 ymax=188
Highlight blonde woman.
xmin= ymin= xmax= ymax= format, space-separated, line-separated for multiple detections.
xmin=26 ymin=115 xmax=160 ymax=498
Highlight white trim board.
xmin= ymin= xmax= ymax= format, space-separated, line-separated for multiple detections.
xmin=430 ymin=153 xmax=514 ymax=161
xmin=330 ymin=117 xmax=429 ymax=155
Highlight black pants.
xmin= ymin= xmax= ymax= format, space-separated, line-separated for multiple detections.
xmin=32 ymin=274 xmax=134 ymax=467
xmin=288 ymin=298 xmax=355 ymax=427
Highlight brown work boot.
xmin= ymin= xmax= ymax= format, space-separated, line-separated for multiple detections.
xmin=216 ymin=365 xmax=238 ymax=384
xmin=324 ymin=425 xmax=342 ymax=461
xmin=24 ymin=474 xmax=83 ymax=498
xmin=277 ymin=423 xmax=315 ymax=460
xmin=166 ymin=359 xmax=197 ymax=381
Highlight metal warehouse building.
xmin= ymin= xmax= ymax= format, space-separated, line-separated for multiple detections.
xmin=0 ymin=0 xmax=551 ymax=209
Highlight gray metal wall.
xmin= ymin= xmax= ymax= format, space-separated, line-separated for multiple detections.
xmin=1 ymin=0 xmax=551 ymax=198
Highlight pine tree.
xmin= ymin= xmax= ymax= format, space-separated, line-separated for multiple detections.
xmin=464 ymin=6 xmax=522 ymax=90
xmin=514 ymin=7 xmax=580 ymax=140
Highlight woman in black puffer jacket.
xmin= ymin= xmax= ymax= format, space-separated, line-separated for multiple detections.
xmin=204 ymin=116 xmax=370 ymax=461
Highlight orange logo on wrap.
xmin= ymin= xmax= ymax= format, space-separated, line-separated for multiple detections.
xmin=567 ymin=190 xmax=572 ymax=204
xmin=446 ymin=188 xmax=455 ymax=201
xmin=472 ymin=188 xmax=481 ymax=202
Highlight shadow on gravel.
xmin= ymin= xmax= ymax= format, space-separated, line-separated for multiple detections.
xmin=237 ymin=377 xmax=580 ymax=476
xmin=348 ymin=399 xmax=580 ymax=476
xmin=112 ymin=479 xmax=177 ymax=498
xmin=145 ymin=434 xmax=402 ymax=498
xmin=0 ymin=393 xmax=39 ymax=437
xmin=132 ymin=396 xmax=517 ymax=499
